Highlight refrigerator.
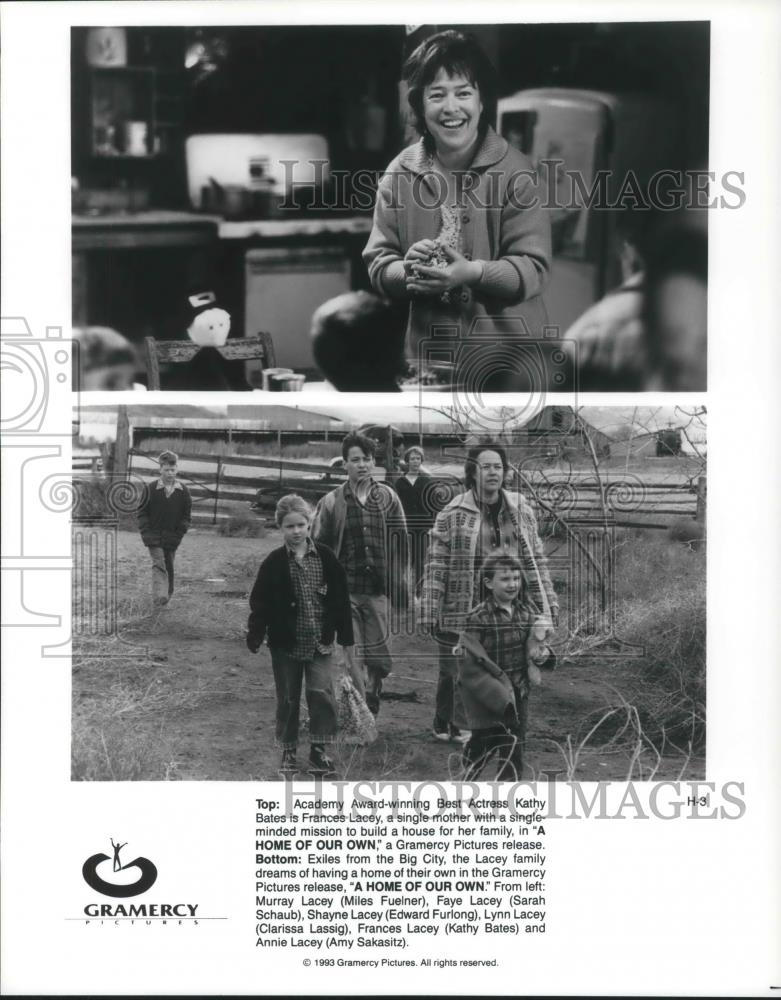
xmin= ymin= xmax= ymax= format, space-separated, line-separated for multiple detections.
xmin=244 ymin=245 xmax=352 ymax=379
xmin=497 ymin=88 xmax=682 ymax=332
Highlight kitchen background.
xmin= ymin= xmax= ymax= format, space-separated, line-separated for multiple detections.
xmin=71 ymin=22 xmax=709 ymax=388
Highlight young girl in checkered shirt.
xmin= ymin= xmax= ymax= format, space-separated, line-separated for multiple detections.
xmin=457 ymin=551 xmax=551 ymax=781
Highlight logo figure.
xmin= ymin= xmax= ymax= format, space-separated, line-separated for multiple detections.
xmin=110 ymin=838 xmax=127 ymax=872
xmin=82 ymin=839 xmax=158 ymax=898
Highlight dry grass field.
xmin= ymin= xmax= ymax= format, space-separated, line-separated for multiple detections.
xmin=72 ymin=515 xmax=705 ymax=783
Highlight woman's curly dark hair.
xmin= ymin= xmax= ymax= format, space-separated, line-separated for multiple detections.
xmin=403 ymin=30 xmax=497 ymax=147
xmin=463 ymin=443 xmax=509 ymax=492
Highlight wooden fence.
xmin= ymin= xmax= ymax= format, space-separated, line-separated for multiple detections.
xmin=73 ymin=450 xmax=103 ymax=474
xmin=526 ymin=473 xmax=706 ymax=529
xmin=123 ymin=448 xmax=704 ymax=528
xmin=127 ymin=448 xmax=348 ymax=523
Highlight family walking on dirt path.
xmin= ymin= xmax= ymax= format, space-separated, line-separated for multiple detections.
xmin=244 ymin=432 xmax=557 ymax=780
xmin=136 ymin=434 xmax=557 ymax=781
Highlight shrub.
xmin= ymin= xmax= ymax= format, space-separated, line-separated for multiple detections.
xmin=72 ymin=476 xmax=140 ymax=530
xmin=72 ymin=476 xmax=110 ymax=519
xmin=668 ymin=516 xmax=706 ymax=550
xmin=613 ymin=588 xmax=706 ymax=749
xmin=561 ymin=529 xmax=706 ymax=756
xmin=217 ymin=509 xmax=266 ymax=538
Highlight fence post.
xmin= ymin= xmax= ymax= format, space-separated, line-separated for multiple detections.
xmin=98 ymin=442 xmax=111 ymax=477
xmin=385 ymin=425 xmax=394 ymax=475
xmin=114 ymin=406 xmax=129 ymax=478
xmin=695 ymin=476 xmax=707 ymax=521
xmin=214 ymin=458 xmax=222 ymax=525
xmin=277 ymin=430 xmax=283 ymax=496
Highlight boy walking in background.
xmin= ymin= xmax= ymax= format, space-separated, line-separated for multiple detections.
xmin=457 ymin=552 xmax=543 ymax=781
xmin=137 ymin=451 xmax=192 ymax=606
xmin=247 ymin=494 xmax=358 ymax=777
xmin=313 ymin=433 xmax=408 ymax=716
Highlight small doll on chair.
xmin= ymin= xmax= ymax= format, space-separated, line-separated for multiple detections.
xmin=164 ymin=291 xmax=251 ymax=391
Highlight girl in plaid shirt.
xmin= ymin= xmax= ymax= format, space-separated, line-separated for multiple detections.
xmin=457 ymin=551 xmax=546 ymax=781
xmin=247 ymin=495 xmax=360 ymax=777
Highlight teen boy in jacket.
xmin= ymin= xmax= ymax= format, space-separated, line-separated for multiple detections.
xmin=312 ymin=433 xmax=408 ymax=717
xmin=136 ymin=450 xmax=192 ymax=606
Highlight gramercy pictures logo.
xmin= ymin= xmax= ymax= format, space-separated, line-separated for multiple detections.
xmin=82 ymin=838 xmax=158 ymax=898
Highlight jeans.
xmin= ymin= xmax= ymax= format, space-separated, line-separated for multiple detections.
xmin=433 ymin=631 xmax=467 ymax=730
xmin=148 ymin=546 xmax=175 ymax=601
xmin=269 ymin=648 xmax=337 ymax=751
xmin=409 ymin=528 xmax=429 ymax=596
xmin=350 ymin=593 xmax=392 ymax=709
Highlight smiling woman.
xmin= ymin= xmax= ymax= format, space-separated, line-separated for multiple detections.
xmin=421 ymin=70 xmax=484 ymax=168
xmin=363 ymin=31 xmax=552 ymax=389
xmin=420 ymin=442 xmax=558 ymax=745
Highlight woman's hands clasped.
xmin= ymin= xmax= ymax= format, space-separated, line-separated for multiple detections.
xmin=404 ymin=239 xmax=439 ymax=266
xmin=404 ymin=243 xmax=482 ymax=296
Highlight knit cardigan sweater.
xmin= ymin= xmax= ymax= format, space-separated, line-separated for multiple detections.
xmin=363 ymin=128 xmax=551 ymax=355
xmin=420 ymin=488 xmax=557 ymax=633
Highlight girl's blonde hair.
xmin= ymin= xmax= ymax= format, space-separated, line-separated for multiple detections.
xmin=275 ymin=493 xmax=313 ymax=527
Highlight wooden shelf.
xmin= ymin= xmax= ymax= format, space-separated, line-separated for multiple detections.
xmin=90 ymin=153 xmax=158 ymax=160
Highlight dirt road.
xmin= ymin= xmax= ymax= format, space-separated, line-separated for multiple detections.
xmin=72 ymin=526 xmax=704 ymax=782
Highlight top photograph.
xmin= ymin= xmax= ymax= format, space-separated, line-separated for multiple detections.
xmin=71 ymin=21 xmax=712 ymax=394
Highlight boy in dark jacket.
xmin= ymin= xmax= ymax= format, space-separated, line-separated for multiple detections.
xmin=247 ymin=494 xmax=359 ymax=777
xmin=457 ymin=552 xmax=543 ymax=781
xmin=137 ymin=451 xmax=192 ymax=606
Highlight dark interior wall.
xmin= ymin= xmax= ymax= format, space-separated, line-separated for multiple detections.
xmin=494 ymin=21 xmax=710 ymax=166
xmin=184 ymin=27 xmax=405 ymax=150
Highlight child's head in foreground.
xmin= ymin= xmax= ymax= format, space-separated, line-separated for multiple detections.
xmin=275 ymin=494 xmax=314 ymax=545
xmin=311 ymin=291 xmax=407 ymax=391
xmin=481 ymin=551 xmax=525 ymax=604
xmin=73 ymin=325 xmax=141 ymax=391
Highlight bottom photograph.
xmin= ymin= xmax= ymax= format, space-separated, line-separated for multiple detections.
xmin=71 ymin=401 xmax=706 ymax=783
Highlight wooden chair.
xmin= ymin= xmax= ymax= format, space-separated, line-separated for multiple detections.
xmin=144 ymin=332 xmax=276 ymax=390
